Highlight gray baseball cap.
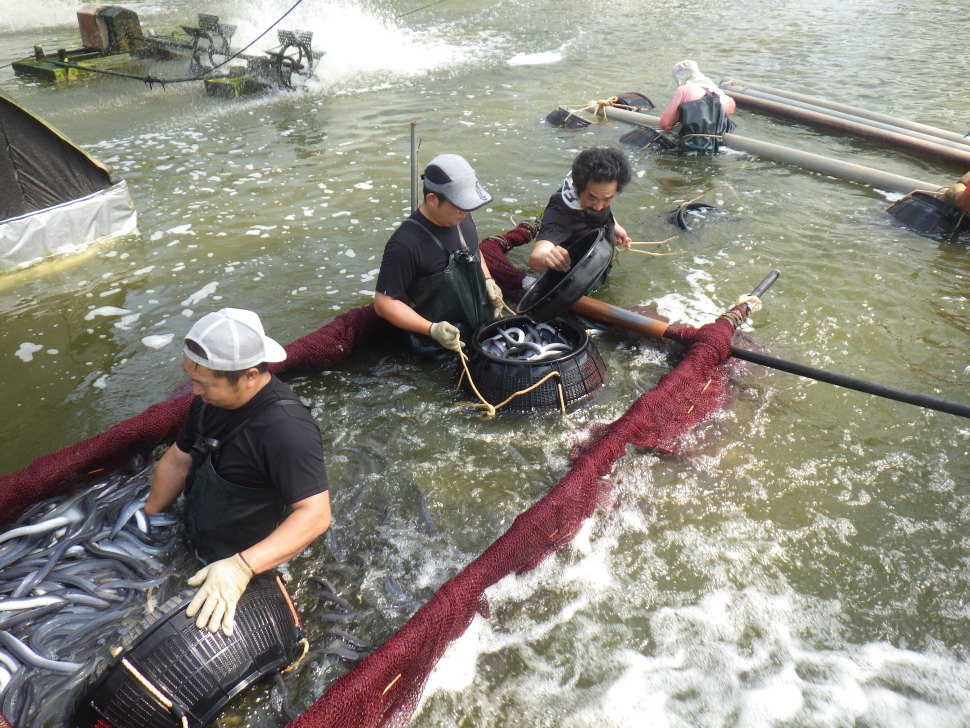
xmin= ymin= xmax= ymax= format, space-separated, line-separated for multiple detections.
xmin=183 ymin=308 xmax=287 ymax=371
xmin=422 ymin=154 xmax=492 ymax=212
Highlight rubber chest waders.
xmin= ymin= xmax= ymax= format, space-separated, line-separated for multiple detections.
xmin=183 ymin=399 xmax=304 ymax=564
xmin=403 ymin=218 xmax=492 ymax=356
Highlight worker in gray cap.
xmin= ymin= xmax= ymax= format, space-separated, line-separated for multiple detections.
xmin=375 ymin=153 xmax=504 ymax=355
xmin=145 ymin=308 xmax=331 ymax=637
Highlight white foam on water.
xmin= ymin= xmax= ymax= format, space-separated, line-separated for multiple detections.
xmin=141 ymin=333 xmax=175 ymax=350
xmin=180 ymin=282 xmax=219 ymax=307
xmin=14 ymin=343 xmax=43 ymax=362
xmin=83 ymin=306 xmax=131 ymax=321
xmin=566 ymin=575 xmax=970 ymax=727
xmin=506 ymin=51 xmax=563 ymax=66
xmin=0 ymin=0 xmax=77 ymax=31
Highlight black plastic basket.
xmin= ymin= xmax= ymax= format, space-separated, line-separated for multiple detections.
xmin=463 ymin=315 xmax=606 ymax=412
xmin=545 ymin=107 xmax=591 ymax=129
xmin=887 ymin=191 xmax=969 ymax=237
xmin=517 ymin=228 xmax=614 ymax=322
xmin=74 ymin=574 xmax=304 ymax=728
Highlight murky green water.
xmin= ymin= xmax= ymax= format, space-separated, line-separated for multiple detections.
xmin=1 ymin=0 xmax=968 ymax=725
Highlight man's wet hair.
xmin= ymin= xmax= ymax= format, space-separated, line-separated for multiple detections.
xmin=571 ymin=147 xmax=632 ymax=194
xmin=184 ymin=338 xmax=268 ymax=384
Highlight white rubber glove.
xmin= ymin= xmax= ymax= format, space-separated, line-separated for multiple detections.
xmin=485 ymin=278 xmax=505 ymax=318
xmin=185 ymin=553 xmax=253 ymax=637
xmin=428 ymin=321 xmax=463 ymax=352
xmin=428 ymin=321 xmax=464 ymax=351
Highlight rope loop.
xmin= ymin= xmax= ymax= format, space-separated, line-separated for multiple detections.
xmin=455 ymin=343 xmax=566 ymax=417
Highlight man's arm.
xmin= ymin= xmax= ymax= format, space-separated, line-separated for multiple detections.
xmin=659 ymin=86 xmax=688 ymax=131
xmin=528 ymin=239 xmax=571 ymax=273
xmin=144 ymin=443 xmax=193 ymax=514
xmin=613 ymin=220 xmax=630 ymax=247
xmin=374 ymin=291 xmax=434 ymax=335
xmin=240 ymin=490 xmax=332 ymax=573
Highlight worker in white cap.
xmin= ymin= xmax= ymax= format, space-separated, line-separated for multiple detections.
xmin=659 ymin=59 xmax=736 ymax=152
xmin=374 ymin=153 xmax=505 ymax=355
xmin=145 ymin=308 xmax=331 ymax=637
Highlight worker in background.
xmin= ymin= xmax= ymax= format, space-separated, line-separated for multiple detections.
xmin=942 ymin=171 xmax=970 ymax=212
xmin=660 ymin=60 xmax=736 ymax=153
xmin=145 ymin=308 xmax=331 ymax=636
xmin=528 ymin=147 xmax=632 ymax=281
xmin=374 ymin=154 xmax=504 ymax=355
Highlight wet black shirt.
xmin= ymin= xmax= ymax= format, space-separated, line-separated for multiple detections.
xmin=538 ymin=189 xmax=614 ymax=246
xmin=375 ymin=209 xmax=480 ymax=302
xmin=175 ymin=375 xmax=328 ymax=504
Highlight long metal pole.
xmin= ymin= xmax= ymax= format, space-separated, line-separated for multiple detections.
xmin=719 ymin=84 xmax=970 ymax=153
xmin=570 ymin=292 xmax=970 ymax=419
xmin=721 ymin=89 xmax=970 ymax=169
xmin=410 ymin=121 xmax=419 ymax=214
xmin=720 ymin=78 xmax=970 ymax=147
xmin=594 ymin=105 xmax=942 ymax=194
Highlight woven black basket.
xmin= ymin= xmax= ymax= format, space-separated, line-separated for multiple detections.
xmin=463 ymin=315 xmax=606 ymax=413
xmin=887 ymin=191 xmax=969 ymax=237
xmin=74 ymin=574 xmax=304 ymax=728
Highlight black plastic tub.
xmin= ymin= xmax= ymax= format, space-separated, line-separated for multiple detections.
xmin=74 ymin=574 xmax=304 ymax=728
xmin=516 ymin=227 xmax=614 ymax=322
xmin=463 ymin=315 xmax=606 ymax=413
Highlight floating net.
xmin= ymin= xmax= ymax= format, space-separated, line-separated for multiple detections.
xmin=289 ymin=233 xmax=741 ymax=728
xmin=0 ymin=303 xmax=381 ymax=528
xmin=0 ymin=227 xmax=743 ymax=728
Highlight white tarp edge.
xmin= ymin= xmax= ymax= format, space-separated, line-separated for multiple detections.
xmin=0 ymin=181 xmax=139 ymax=271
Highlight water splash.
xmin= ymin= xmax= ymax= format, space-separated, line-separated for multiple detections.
xmin=0 ymin=0 xmax=78 ymax=31
xmin=222 ymin=0 xmax=496 ymax=92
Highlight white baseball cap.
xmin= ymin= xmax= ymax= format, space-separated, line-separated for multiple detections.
xmin=422 ymin=154 xmax=492 ymax=212
xmin=183 ymin=308 xmax=287 ymax=371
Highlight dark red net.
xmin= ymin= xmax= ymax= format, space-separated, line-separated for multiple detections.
xmin=0 ymin=304 xmax=381 ymax=527
xmin=287 ymin=314 xmax=735 ymax=728
xmin=0 ymin=231 xmax=740 ymax=728
xmin=479 ymin=220 xmax=537 ymax=294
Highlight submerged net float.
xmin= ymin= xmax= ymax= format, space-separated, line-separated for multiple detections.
xmin=886 ymin=191 xmax=969 ymax=238
xmin=75 ymin=574 xmax=304 ymax=728
xmin=545 ymin=107 xmax=591 ymax=129
xmin=665 ymin=201 xmax=722 ymax=231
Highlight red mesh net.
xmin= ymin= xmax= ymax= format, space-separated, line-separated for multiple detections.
xmin=479 ymin=220 xmax=537 ymax=294
xmin=0 ymin=304 xmax=380 ymax=528
xmin=0 ymin=231 xmax=741 ymax=728
xmin=288 ymin=316 xmax=739 ymax=728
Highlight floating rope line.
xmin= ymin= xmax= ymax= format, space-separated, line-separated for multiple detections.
xmin=397 ymin=0 xmax=450 ymax=18
xmin=455 ymin=344 xmax=566 ymax=417
xmin=628 ymin=235 xmax=678 ymax=246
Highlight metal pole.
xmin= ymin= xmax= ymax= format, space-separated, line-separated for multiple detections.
xmin=594 ymin=105 xmax=942 ymax=195
xmin=717 ymin=83 xmax=970 ymax=153
xmin=410 ymin=121 xmax=419 ymax=214
xmin=722 ymin=89 xmax=970 ymax=169
xmin=570 ymin=287 xmax=970 ymax=419
xmin=720 ymin=78 xmax=970 ymax=147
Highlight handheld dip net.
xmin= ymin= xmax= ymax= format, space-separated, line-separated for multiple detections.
xmin=0 ymin=225 xmax=758 ymax=728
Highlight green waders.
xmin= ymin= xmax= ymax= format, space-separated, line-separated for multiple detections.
xmin=403 ymin=219 xmax=493 ymax=356
xmin=183 ymin=400 xmax=303 ymax=564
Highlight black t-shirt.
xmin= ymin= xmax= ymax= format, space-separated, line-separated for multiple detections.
xmin=175 ymin=375 xmax=328 ymax=505
xmin=538 ymin=189 xmax=614 ymax=247
xmin=375 ymin=209 xmax=480 ymax=303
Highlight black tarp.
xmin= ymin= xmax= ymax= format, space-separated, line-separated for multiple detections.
xmin=0 ymin=94 xmax=114 ymax=221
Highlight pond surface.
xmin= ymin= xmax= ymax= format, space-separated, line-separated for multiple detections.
xmin=1 ymin=0 xmax=968 ymax=726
